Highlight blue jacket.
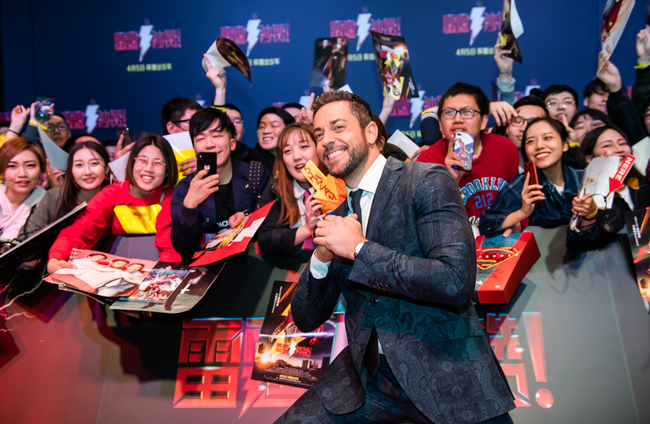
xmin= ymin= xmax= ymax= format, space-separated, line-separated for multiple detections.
xmin=479 ymin=162 xmax=582 ymax=236
xmin=170 ymin=159 xmax=270 ymax=259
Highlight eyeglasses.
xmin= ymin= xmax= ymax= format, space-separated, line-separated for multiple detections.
xmin=134 ymin=155 xmax=166 ymax=169
xmin=230 ymin=118 xmax=243 ymax=125
xmin=510 ymin=116 xmax=536 ymax=127
xmin=546 ymin=98 xmax=575 ymax=110
xmin=172 ymin=119 xmax=191 ymax=127
xmin=440 ymin=108 xmax=479 ymax=120
xmin=45 ymin=125 xmax=68 ymax=132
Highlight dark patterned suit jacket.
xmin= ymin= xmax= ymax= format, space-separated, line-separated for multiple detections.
xmin=291 ymin=158 xmax=515 ymax=423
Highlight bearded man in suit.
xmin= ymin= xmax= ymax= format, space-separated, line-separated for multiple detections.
xmin=276 ymin=91 xmax=515 ymax=424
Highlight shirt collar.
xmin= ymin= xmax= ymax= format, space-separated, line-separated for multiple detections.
xmin=293 ymin=179 xmax=313 ymax=199
xmin=345 ymin=154 xmax=387 ymax=198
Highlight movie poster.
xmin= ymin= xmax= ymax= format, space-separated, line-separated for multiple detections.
xmin=371 ymin=31 xmax=418 ymax=100
xmin=310 ymin=37 xmax=348 ymax=89
xmin=601 ymin=0 xmax=636 ymax=56
xmin=44 ymin=249 xmax=157 ymax=297
xmin=500 ymin=0 xmax=524 ymax=63
xmin=252 ymin=281 xmax=339 ymax=389
xmin=189 ymin=201 xmax=275 ymax=267
xmin=625 ymin=209 xmax=650 ymax=312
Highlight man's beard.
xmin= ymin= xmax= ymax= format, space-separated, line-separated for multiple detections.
xmin=325 ymin=135 xmax=369 ymax=179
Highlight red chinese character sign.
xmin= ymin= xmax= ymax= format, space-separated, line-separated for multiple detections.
xmin=482 ymin=312 xmax=553 ymax=409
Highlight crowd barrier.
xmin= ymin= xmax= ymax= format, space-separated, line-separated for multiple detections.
xmin=0 ymin=226 xmax=648 ymax=423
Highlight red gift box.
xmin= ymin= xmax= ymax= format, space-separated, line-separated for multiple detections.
xmin=474 ymin=232 xmax=540 ymax=304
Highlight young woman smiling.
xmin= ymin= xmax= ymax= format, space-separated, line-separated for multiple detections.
xmin=47 ymin=136 xmax=181 ymax=273
xmin=0 ymin=138 xmax=47 ymax=242
xmin=479 ymin=117 xmax=597 ymax=236
xmin=582 ymin=125 xmax=645 ymax=208
xmin=258 ymin=123 xmax=325 ymax=256
xmin=18 ymin=141 xmax=110 ymax=240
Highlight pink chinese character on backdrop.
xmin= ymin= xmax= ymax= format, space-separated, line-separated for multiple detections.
xmin=164 ymin=29 xmax=181 ymax=48
xmin=114 ymin=33 xmax=128 ymax=51
xmin=109 ymin=110 xmax=127 ymax=128
xmin=220 ymin=26 xmax=246 ymax=45
xmin=442 ymin=15 xmax=457 ymax=34
xmin=259 ymin=25 xmax=273 ymax=43
xmin=63 ymin=111 xmax=86 ymax=130
xmin=455 ymin=14 xmax=470 ymax=33
xmin=96 ymin=110 xmax=111 ymax=129
xmin=272 ymin=24 xmax=289 ymax=42
xmin=391 ymin=99 xmax=409 ymax=117
xmin=114 ymin=32 xmax=140 ymax=50
xmin=151 ymin=30 xmax=165 ymax=49
xmin=330 ymin=20 xmax=357 ymax=38
xmin=384 ymin=17 xmax=401 ymax=36
xmin=126 ymin=32 xmax=140 ymax=50
xmin=484 ymin=12 xmax=502 ymax=32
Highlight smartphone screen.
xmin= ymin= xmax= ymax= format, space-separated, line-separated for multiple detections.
xmin=523 ymin=161 xmax=538 ymax=186
xmin=452 ymin=132 xmax=474 ymax=172
xmin=35 ymin=97 xmax=53 ymax=121
xmin=197 ymin=152 xmax=218 ymax=176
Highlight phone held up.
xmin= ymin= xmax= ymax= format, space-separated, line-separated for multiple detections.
xmin=523 ymin=160 xmax=538 ymax=186
xmin=35 ymin=97 xmax=53 ymax=122
xmin=116 ymin=128 xmax=133 ymax=146
xmin=452 ymin=132 xmax=474 ymax=172
xmin=197 ymin=152 xmax=218 ymax=176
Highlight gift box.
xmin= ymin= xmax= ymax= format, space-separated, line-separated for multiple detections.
xmin=474 ymin=232 xmax=540 ymax=304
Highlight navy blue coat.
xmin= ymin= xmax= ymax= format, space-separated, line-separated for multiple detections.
xmin=170 ymin=159 xmax=270 ymax=259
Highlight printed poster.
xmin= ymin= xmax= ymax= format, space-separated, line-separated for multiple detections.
xmin=310 ymin=37 xmax=348 ymax=89
xmin=371 ymin=31 xmax=418 ymax=100
xmin=251 ymin=280 xmax=340 ymax=389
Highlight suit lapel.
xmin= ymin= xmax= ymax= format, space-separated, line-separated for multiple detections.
xmin=366 ymin=158 xmax=402 ymax=241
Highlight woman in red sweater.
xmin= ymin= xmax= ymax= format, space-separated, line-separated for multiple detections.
xmin=47 ymin=135 xmax=181 ymax=273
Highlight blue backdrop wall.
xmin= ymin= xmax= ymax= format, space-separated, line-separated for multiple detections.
xmin=0 ymin=0 xmax=646 ymax=144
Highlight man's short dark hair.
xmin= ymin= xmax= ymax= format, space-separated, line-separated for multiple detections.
xmin=256 ymin=107 xmax=295 ymax=128
xmin=513 ymin=95 xmax=547 ymax=112
xmin=189 ymin=108 xmax=236 ymax=142
xmin=225 ymin=103 xmax=242 ymax=115
xmin=568 ymin=109 xmax=611 ymax=128
xmin=542 ymin=85 xmax=579 ymax=106
xmin=370 ymin=114 xmax=386 ymax=152
xmin=312 ymin=91 xmax=373 ymax=130
xmin=438 ymin=82 xmax=490 ymax=116
xmin=583 ymin=78 xmax=608 ymax=98
xmin=160 ymin=97 xmax=202 ymax=134
xmin=282 ymin=102 xmax=303 ymax=110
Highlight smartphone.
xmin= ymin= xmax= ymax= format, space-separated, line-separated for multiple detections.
xmin=116 ymin=128 xmax=133 ymax=146
xmin=197 ymin=152 xmax=218 ymax=176
xmin=523 ymin=161 xmax=538 ymax=186
xmin=35 ymin=97 xmax=53 ymax=121
xmin=452 ymin=132 xmax=474 ymax=172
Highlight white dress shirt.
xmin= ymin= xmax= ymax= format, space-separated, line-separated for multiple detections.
xmin=310 ymin=154 xmax=387 ymax=277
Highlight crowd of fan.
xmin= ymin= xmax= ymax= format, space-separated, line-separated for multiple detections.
xmin=1 ymin=29 xmax=649 ymax=277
